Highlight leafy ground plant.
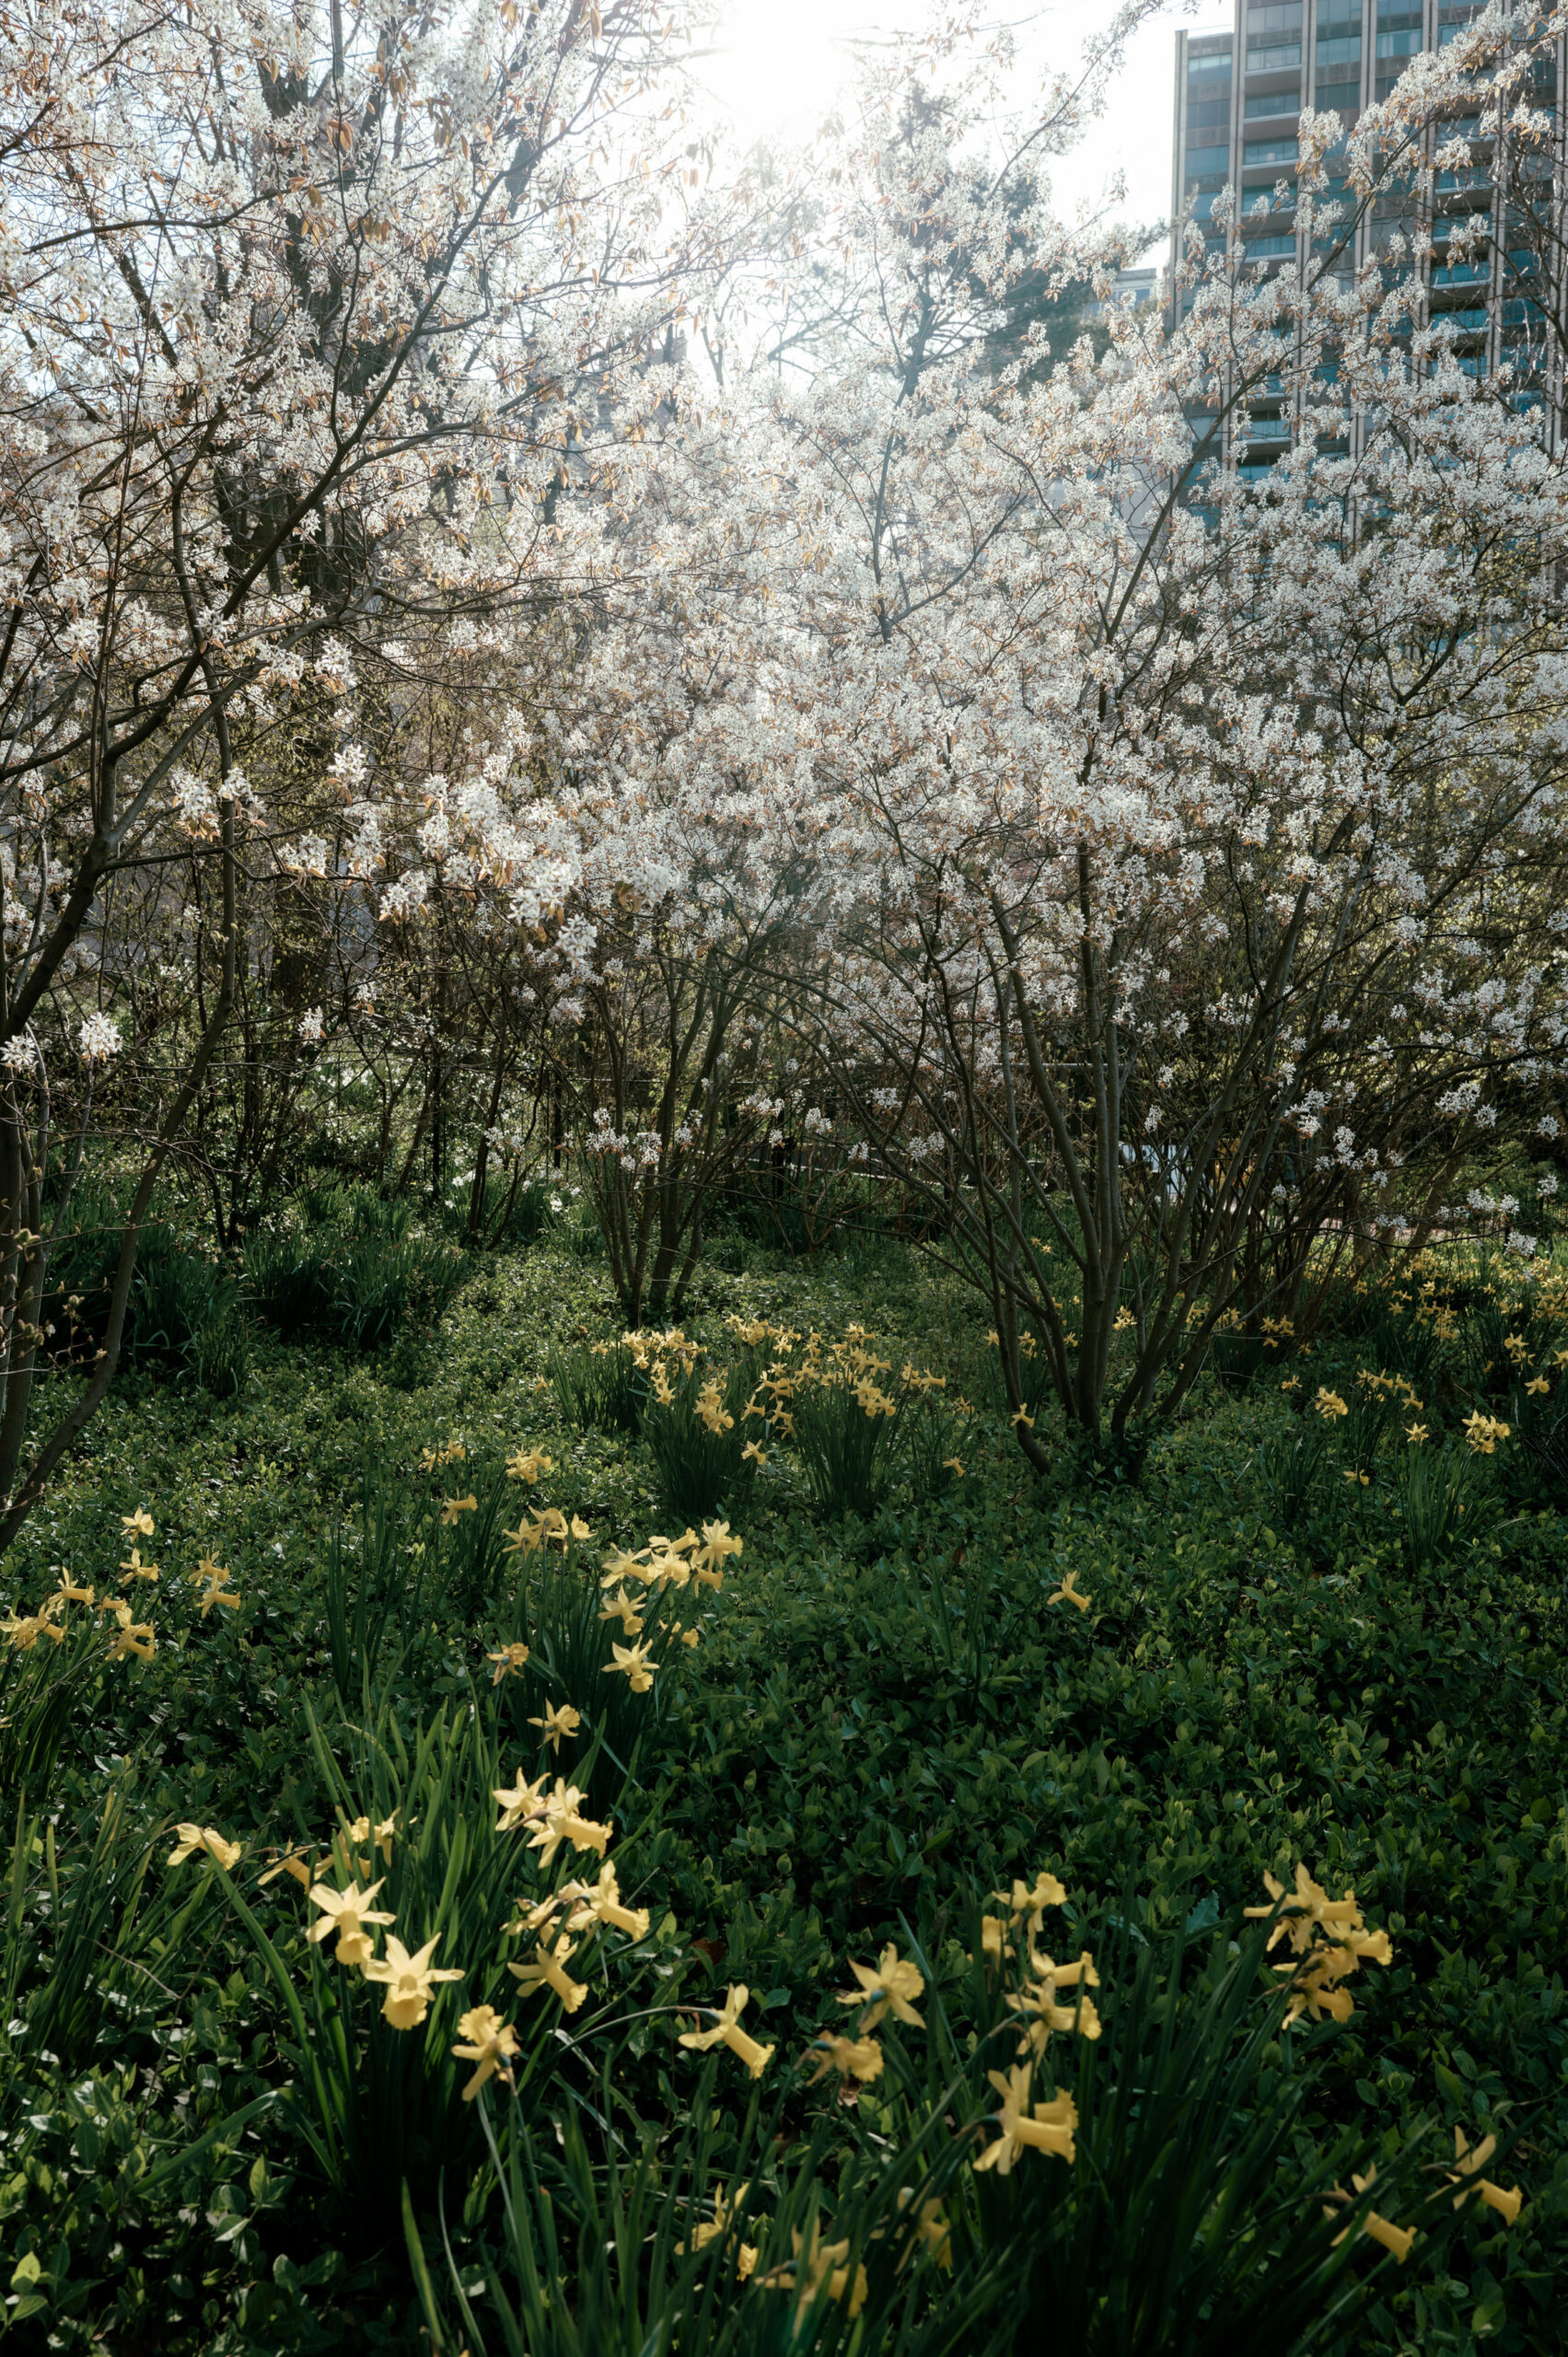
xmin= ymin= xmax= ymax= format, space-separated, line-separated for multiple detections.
xmin=0 ymin=1223 xmax=1562 ymax=2351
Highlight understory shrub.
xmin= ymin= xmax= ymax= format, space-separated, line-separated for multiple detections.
xmin=548 ymin=1340 xmax=643 ymax=1437
xmin=247 ymin=1185 xmax=467 ymax=1350
xmin=35 ymin=1186 xmax=250 ymax=1395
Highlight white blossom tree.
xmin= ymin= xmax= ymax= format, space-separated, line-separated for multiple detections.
xmin=679 ymin=32 xmax=1568 ymax=1457
xmin=0 ymin=0 xmax=717 ymax=1539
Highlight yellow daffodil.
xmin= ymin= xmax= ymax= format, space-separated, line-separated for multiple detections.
xmin=561 ymin=1860 xmax=650 ymax=1939
xmin=972 ymin=2064 xmax=1077 ymax=2174
xmin=508 ymin=1928 xmax=590 ymax=2013
xmin=942 ymin=1457 xmax=965 ymax=1477
xmin=1047 ymin=1567 xmax=1090 ymax=1613
xmin=118 ymin=1547 xmax=159 ymax=1584
xmin=1314 ymin=1388 xmax=1348 ymax=1420
xmin=122 ymin=1508 xmax=155 ymax=1538
xmin=487 ymin=1641 xmax=531 ymax=1684
xmin=54 ymin=1578 xmax=94 ymax=1607
xmin=527 ymin=1778 xmax=612 ymax=1868
xmin=344 ymin=1811 xmax=401 ymax=1864
xmin=1461 ymin=1410 xmax=1510 ymax=1455
xmin=837 ymin=1943 xmax=924 ymax=2030
xmin=259 ymin=1844 xmax=319 ymax=1889
xmin=362 ymin=1932 xmax=463 ymax=2027
xmin=759 ymin=2225 xmax=866 ymax=2316
xmin=741 ymin=1440 xmax=767 ymax=1466
xmin=451 ymin=2003 xmax=520 ymax=2098
xmin=599 ymin=1587 xmax=644 ymax=1634
xmin=679 ymin=1625 xmax=702 ymax=1647
xmin=808 ymin=2033 xmax=885 ymax=2084
xmin=646 ymin=1548 xmax=691 ymax=1589
xmin=306 ymin=1875 xmax=396 ymax=1967
xmin=193 ymin=1562 xmax=240 ymax=1616
xmin=1525 ymin=1375 xmax=1550 ymax=1397
xmin=995 ymin=1870 xmax=1069 ymax=1924
xmin=1007 ymin=1962 xmax=1103 ymax=2054
xmin=190 ymin=1558 xmax=238 ymax=1614
xmin=679 ymin=1982 xmax=774 ymax=2077
xmin=3 ymin=1609 xmax=59 ymax=1651
xmin=1447 ymin=2128 xmax=1524 ymax=2226
xmin=528 ymin=1701 xmax=582 ymax=1754
xmin=109 ymin=1620 xmax=156 ymax=1661
xmin=1011 ymin=1407 xmax=1035 ymax=1430
xmin=981 ymin=1914 xmax=1014 ymax=1962
xmin=608 ymin=1638 xmax=656 ymax=1692
xmin=679 ymin=2190 xmax=758 ymax=2275
xmin=695 ymin=1380 xmax=734 ymax=1435
xmin=440 ymin=1492 xmax=479 ymax=1525
xmin=693 ymin=1519 xmax=743 ymax=1585
xmin=1245 ymin=1864 xmax=1393 ymax=2024
xmin=168 ymin=1823 xmax=241 ymax=1871
xmin=601 ymin=1544 xmax=652 ymax=1585
xmin=1245 ymin=1864 xmax=1365 ymax=1955
xmin=897 ymin=2190 xmax=952 ymax=2269
xmin=505 ymin=1446 xmax=553 ymax=1484
xmin=1406 ymin=1422 xmax=1429 ymax=1445
xmin=1326 ymin=2167 xmax=1416 ymax=2262
xmin=419 ymin=1439 xmax=466 ymax=1472
xmin=493 ymin=1768 xmax=550 ymax=1834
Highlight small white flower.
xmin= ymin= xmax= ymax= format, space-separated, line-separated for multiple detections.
xmin=78 ymin=1012 xmax=122 ymax=1064
xmin=298 ymin=1006 xmax=324 ymax=1045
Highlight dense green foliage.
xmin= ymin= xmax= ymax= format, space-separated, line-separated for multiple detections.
xmin=0 ymin=1211 xmax=1563 ymax=2354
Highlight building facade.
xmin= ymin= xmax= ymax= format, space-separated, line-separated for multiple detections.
xmin=1169 ymin=1 xmax=1566 ymax=474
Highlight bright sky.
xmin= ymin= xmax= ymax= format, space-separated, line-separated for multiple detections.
xmin=698 ymin=2 xmax=1234 ymax=264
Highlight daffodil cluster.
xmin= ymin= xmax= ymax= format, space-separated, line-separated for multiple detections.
xmin=787 ymin=1324 xmax=942 ymax=1422
xmin=596 ymin=1517 xmax=743 ymax=1679
xmin=756 ymin=2223 xmax=868 ymax=2321
xmin=239 ymin=1767 xmax=654 ymax=2103
xmin=968 ymin=1871 xmax=1100 ymax=2175
xmin=505 ymin=1504 xmax=593 ymax=1555
xmin=418 ymin=1438 xmax=468 ymax=1474
xmin=1244 ymin=1863 xmax=1393 ymax=2025
xmin=505 ymin=1831 xmax=652 ymax=2019
xmin=1460 ymin=1410 xmax=1511 ymax=1456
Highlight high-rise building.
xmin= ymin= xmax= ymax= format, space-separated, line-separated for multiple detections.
xmin=1169 ymin=2 xmax=1566 ymax=475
